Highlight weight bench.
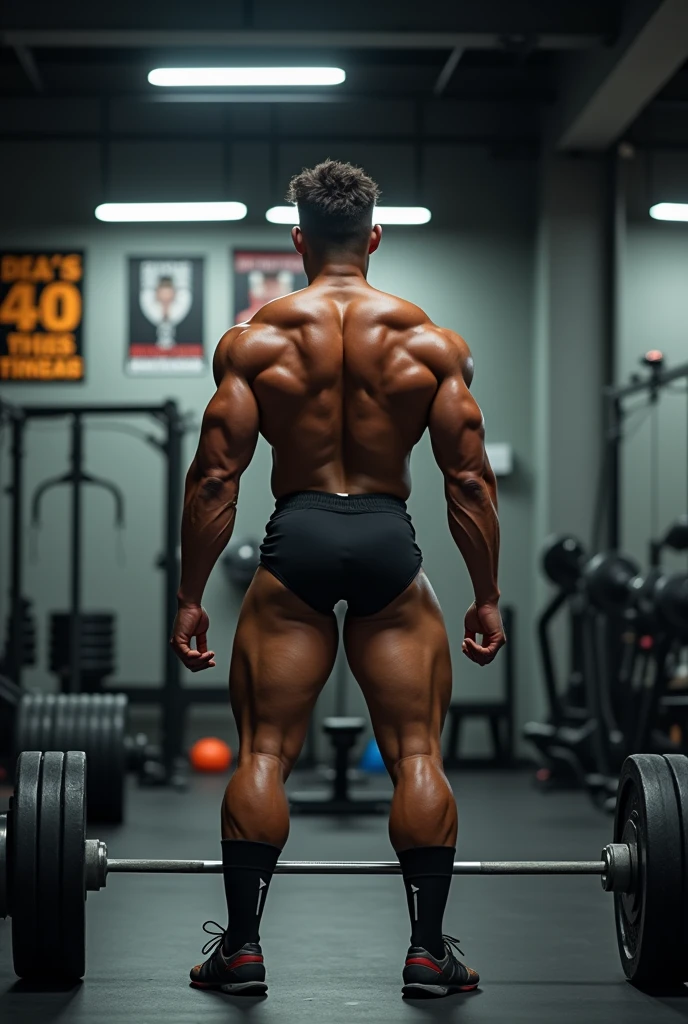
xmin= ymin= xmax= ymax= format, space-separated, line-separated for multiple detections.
xmin=290 ymin=716 xmax=390 ymax=814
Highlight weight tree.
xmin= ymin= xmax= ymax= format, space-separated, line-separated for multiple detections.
xmin=0 ymin=398 xmax=235 ymax=786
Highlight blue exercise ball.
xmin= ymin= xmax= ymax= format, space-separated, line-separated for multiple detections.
xmin=360 ymin=737 xmax=386 ymax=773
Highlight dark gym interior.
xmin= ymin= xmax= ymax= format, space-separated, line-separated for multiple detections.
xmin=2 ymin=2 xmax=688 ymax=1021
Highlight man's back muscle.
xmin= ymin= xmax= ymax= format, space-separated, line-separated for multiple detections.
xmin=222 ymin=279 xmax=465 ymax=499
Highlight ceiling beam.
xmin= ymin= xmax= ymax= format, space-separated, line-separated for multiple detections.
xmin=0 ymin=29 xmax=602 ymax=51
xmin=13 ymin=44 xmax=42 ymax=92
xmin=433 ymin=47 xmax=464 ymax=97
xmin=555 ymin=0 xmax=688 ymax=150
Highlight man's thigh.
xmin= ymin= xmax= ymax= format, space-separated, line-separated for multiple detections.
xmin=229 ymin=567 xmax=339 ymax=766
xmin=343 ymin=571 xmax=453 ymax=768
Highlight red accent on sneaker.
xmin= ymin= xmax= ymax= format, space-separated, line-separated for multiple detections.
xmin=405 ymin=957 xmax=443 ymax=974
xmin=226 ymin=954 xmax=264 ymax=969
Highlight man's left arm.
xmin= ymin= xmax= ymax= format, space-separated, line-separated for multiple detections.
xmin=171 ymin=332 xmax=259 ymax=671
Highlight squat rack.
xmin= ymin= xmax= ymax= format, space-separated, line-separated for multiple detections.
xmin=600 ymin=355 xmax=688 ymax=552
xmin=0 ymin=398 xmax=234 ymax=784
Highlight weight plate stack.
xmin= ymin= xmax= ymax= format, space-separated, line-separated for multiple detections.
xmin=3 ymin=599 xmax=37 ymax=669
xmin=613 ymin=753 xmax=684 ymax=985
xmin=49 ymin=611 xmax=116 ymax=687
xmin=10 ymin=750 xmax=87 ymax=980
xmin=13 ymin=691 xmax=128 ymax=825
xmin=664 ymin=754 xmax=688 ymax=975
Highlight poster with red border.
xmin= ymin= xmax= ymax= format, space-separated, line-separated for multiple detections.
xmin=233 ymin=251 xmax=307 ymax=324
xmin=127 ymin=256 xmax=205 ymax=376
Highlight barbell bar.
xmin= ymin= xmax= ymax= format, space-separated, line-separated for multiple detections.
xmin=106 ymin=857 xmax=608 ymax=875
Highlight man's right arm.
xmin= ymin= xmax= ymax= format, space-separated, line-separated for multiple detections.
xmin=428 ymin=331 xmax=505 ymax=664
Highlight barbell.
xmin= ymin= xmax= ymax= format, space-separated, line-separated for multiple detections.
xmin=2 ymin=749 xmax=687 ymax=987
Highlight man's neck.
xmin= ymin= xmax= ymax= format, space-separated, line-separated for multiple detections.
xmin=306 ymin=255 xmax=368 ymax=285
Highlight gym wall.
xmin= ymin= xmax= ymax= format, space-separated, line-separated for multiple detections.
xmin=0 ymin=130 xmax=537 ymax=756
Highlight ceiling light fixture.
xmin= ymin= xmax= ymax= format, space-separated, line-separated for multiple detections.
xmin=265 ymin=205 xmax=432 ymax=225
xmin=649 ymin=203 xmax=688 ymax=222
xmin=95 ymin=201 xmax=248 ymax=222
xmin=149 ymin=67 xmax=346 ymax=88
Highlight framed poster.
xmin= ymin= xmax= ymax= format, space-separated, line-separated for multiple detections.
xmin=0 ymin=251 xmax=85 ymax=382
xmin=127 ymin=257 xmax=205 ymax=376
xmin=233 ymin=251 xmax=307 ymax=324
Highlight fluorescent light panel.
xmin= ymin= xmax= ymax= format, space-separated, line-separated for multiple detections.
xmin=149 ymin=67 xmax=346 ymax=87
xmin=95 ymin=202 xmax=247 ymax=222
xmin=266 ymin=205 xmax=432 ymax=225
xmin=649 ymin=203 xmax=688 ymax=222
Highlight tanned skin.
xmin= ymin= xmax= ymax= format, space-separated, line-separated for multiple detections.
xmin=171 ymin=223 xmax=505 ymax=853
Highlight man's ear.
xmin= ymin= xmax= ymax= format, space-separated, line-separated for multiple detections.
xmin=292 ymin=226 xmax=306 ymax=255
xmin=369 ymin=225 xmax=383 ymax=254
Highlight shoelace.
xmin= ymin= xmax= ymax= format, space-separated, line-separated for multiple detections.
xmin=200 ymin=920 xmax=227 ymax=957
xmin=443 ymin=934 xmax=465 ymax=959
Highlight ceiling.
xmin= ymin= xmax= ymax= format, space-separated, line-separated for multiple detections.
xmin=0 ymin=1 xmax=686 ymax=155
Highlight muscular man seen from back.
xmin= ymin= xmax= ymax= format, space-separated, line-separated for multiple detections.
xmin=171 ymin=159 xmax=505 ymax=1000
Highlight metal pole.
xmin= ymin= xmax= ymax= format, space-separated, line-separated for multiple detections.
xmin=107 ymin=858 xmax=607 ymax=875
xmin=608 ymin=396 xmax=621 ymax=552
xmin=69 ymin=413 xmax=83 ymax=694
xmin=8 ymin=412 xmax=26 ymax=686
xmin=161 ymin=400 xmax=184 ymax=781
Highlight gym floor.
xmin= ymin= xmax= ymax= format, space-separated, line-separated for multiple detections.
xmin=2 ymin=770 xmax=688 ymax=1024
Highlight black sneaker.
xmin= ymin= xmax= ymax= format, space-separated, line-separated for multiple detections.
xmin=402 ymin=934 xmax=479 ymax=998
xmin=189 ymin=921 xmax=267 ymax=996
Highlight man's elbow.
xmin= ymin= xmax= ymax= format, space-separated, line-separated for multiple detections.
xmin=198 ymin=471 xmax=239 ymax=503
xmin=448 ymin=471 xmax=491 ymax=505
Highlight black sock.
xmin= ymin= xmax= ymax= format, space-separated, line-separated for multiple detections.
xmin=398 ymin=846 xmax=455 ymax=960
xmin=221 ymin=839 xmax=281 ymax=954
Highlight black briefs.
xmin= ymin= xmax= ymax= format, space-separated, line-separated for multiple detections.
xmin=259 ymin=491 xmax=423 ymax=617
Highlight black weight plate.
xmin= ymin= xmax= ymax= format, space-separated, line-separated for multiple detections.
xmin=50 ymin=641 xmax=113 ymax=658
xmin=95 ymin=696 xmax=121 ymax=824
xmin=11 ymin=751 xmax=41 ymax=977
xmin=51 ymin=611 xmax=115 ymax=626
xmin=109 ymin=695 xmax=127 ymax=824
xmin=52 ymin=626 xmax=114 ymax=640
xmin=77 ymin=694 xmax=92 ymax=755
xmin=60 ymin=750 xmax=86 ymax=979
xmin=98 ymin=696 xmax=115 ymax=822
xmin=664 ymin=754 xmax=688 ymax=977
xmin=36 ymin=752 xmax=64 ymax=967
xmin=13 ymin=694 xmax=32 ymax=760
xmin=52 ymin=694 xmax=71 ymax=753
xmin=59 ymin=695 xmax=76 ymax=755
xmin=27 ymin=695 xmax=42 ymax=753
xmin=38 ymin=694 xmax=57 ymax=751
xmin=614 ymin=754 xmax=683 ymax=985
xmin=32 ymin=693 xmax=46 ymax=750
xmin=85 ymin=697 xmax=104 ymax=819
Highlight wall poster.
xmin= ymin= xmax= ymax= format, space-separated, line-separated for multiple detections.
xmin=0 ymin=251 xmax=85 ymax=382
xmin=127 ymin=257 xmax=205 ymax=376
xmin=233 ymin=251 xmax=307 ymax=324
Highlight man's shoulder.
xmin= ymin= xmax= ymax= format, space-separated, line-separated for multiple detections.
xmin=212 ymin=319 xmax=284 ymax=383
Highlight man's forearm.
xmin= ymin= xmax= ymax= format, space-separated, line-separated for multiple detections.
xmin=177 ymin=467 xmax=239 ymax=606
xmin=445 ymin=474 xmax=500 ymax=605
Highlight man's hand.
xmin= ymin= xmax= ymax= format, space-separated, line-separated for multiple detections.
xmin=462 ymin=602 xmax=506 ymax=666
xmin=170 ymin=604 xmax=216 ymax=672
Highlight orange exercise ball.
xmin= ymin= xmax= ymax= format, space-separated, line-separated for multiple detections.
xmin=189 ymin=737 xmax=232 ymax=772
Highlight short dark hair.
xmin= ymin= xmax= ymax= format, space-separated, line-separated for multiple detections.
xmin=286 ymin=159 xmax=380 ymax=246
